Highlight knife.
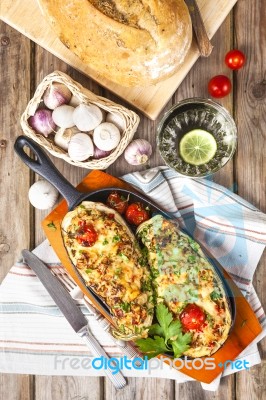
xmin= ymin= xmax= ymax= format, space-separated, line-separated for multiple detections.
xmin=22 ymin=250 xmax=127 ymax=390
xmin=185 ymin=0 xmax=213 ymax=57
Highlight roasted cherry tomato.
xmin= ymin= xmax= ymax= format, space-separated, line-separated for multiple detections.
xmin=125 ymin=202 xmax=150 ymax=226
xmin=106 ymin=191 xmax=128 ymax=214
xmin=180 ymin=303 xmax=206 ymax=332
xmin=208 ymin=75 xmax=232 ymax=98
xmin=76 ymin=221 xmax=98 ymax=247
xmin=225 ymin=49 xmax=246 ymax=70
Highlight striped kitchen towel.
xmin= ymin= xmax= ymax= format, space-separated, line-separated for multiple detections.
xmin=0 ymin=166 xmax=265 ymax=391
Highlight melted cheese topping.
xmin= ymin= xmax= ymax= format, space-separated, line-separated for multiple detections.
xmin=61 ymin=202 xmax=154 ymax=338
xmin=137 ymin=215 xmax=232 ymax=357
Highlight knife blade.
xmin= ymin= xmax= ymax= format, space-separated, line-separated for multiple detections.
xmin=22 ymin=249 xmax=127 ymax=390
xmin=185 ymin=0 xmax=213 ymax=57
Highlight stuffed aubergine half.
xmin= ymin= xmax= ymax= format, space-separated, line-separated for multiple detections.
xmin=61 ymin=201 xmax=154 ymax=340
xmin=136 ymin=215 xmax=232 ymax=358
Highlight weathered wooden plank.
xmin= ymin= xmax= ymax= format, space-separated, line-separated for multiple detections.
xmin=176 ymin=375 xmax=235 ymax=400
xmin=234 ymin=0 xmax=266 ymax=210
xmin=34 ymin=376 xmax=103 ymax=400
xmin=0 ymin=374 xmax=33 ymax=400
xmin=0 ymin=21 xmax=33 ymax=400
xmin=234 ymin=0 xmax=266 ymax=397
xmin=236 ymin=361 xmax=266 ymax=400
xmin=0 ymin=22 xmax=31 ymax=278
xmin=104 ymin=377 xmax=175 ymax=400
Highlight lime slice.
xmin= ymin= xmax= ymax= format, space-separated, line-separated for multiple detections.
xmin=179 ymin=129 xmax=217 ymax=166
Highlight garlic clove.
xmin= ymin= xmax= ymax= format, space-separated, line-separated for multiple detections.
xmin=106 ymin=111 xmax=126 ymax=132
xmin=73 ymin=104 xmax=103 ymax=132
xmin=43 ymin=83 xmax=72 ymax=110
xmin=52 ymin=105 xmax=75 ymax=129
xmin=28 ymin=180 xmax=59 ymax=210
xmin=93 ymin=122 xmax=121 ymax=151
xmin=68 ymin=132 xmax=94 ymax=162
xmin=54 ymin=126 xmax=79 ymax=151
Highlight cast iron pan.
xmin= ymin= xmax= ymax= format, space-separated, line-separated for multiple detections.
xmin=14 ymin=135 xmax=236 ymax=331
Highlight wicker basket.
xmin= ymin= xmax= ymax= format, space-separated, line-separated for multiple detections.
xmin=20 ymin=71 xmax=140 ymax=169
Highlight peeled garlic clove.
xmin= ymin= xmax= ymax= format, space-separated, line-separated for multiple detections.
xmin=106 ymin=112 xmax=126 ymax=132
xmin=73 ymin=104 xmax=103 ymax=131
xmin=54 ymin=126 xmax=79 ymax=151
xmin=43 ymin=83 xmax=72 ymax=110
xmin=93 ymin=122 xmax=121 ymax=151
xmin=68 ymin=133 xmax=94 ymax=162
xmin=52 ymin=105 xmax=75 ymax=129
xmin=28 ymin=180 xmax=59 ymax=210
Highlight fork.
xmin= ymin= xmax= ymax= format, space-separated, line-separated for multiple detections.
xmin=51 ymin=266 xmax=141 ymax=360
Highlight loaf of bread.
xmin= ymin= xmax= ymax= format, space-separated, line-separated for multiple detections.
xmin=38 ymin=0 xmax=192 ymax=87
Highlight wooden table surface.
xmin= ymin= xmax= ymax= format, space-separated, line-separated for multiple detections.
xmin=0 ymin=0 xmax=265 ymax=399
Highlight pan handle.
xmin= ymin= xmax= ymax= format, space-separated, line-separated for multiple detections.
xmin=14 ymin=136 xmax=83 ymax=208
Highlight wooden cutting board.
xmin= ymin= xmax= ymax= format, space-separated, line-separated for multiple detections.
xmin=42 ymin=170 xmax=262 ymax=384
xmin=1 ymin=0 xmax=237 ymax=120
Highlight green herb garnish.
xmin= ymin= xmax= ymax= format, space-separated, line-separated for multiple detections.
xmin=121 ymin=302 xmax=131 ymax=313
xmin=102 ymin=239 xmax=109 ymax=245
xmin=118 ymin=252 xmax=129 ymax=261
xmin=47 ymin=222 xmax=57 ymax=231
xmin=136 ymin=303 xmax=192 ymax=359
xmin=210 ymin=290 xmax=222 ymax=301
xmin=187 ymin=255 xmax=196 ymax=264
xmin=112 ymin=235 xmax=121 ymax=243
xmin=85 ymin=269 xmax=93 ymax=274
xmin=114 ymin=267 xmax=122 ymax=277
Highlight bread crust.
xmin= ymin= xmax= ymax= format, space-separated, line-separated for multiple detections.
xmin=38 ymin=0 xmax=192 ymax=87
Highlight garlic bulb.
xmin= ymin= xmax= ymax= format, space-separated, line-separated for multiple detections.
xmin=54 ymin=126 xmax=79 ymax=151
xmin=28 ymin=180 xmax=59 ymax=210
xmin=106 ymin=112 xmax=126 ymax=132
xmin=93 ymin=146 xmax=112 ymax=159
xmin=29 ymin=109 xmax=56 ymax=137
xmin=68 ymin=133 xmax=94 ymax=161
xmin=69 ymin=95 xmax=81 ymax=107
xmin=93 ymin=122 xmax=120 ymax=151
xmin=73 ymin=104 xmax=103 ymax=131
xmin=124 ymin=139 xmax=152 ymax=165
xmin=43 ymin=83 xmax=72 ymax=110
xmin=52 ymin=105 xmax=75 ymax=129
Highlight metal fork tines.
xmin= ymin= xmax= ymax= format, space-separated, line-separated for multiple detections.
xmin=51 ymin=266 xmax=141 ymax=360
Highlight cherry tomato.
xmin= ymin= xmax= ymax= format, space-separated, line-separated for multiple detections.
xmin=208 ymin=75 xmax=232 ymax=98
xmin=106 ymin=192 xmax=128 ymax=214
xmin=180 ymin=303 xmax=206 ymax=332
xmin=76 ymin=221 xmax=98 ymax=247
xmin=125 ymin=203 xmax=150 ymax=226
xmin=225 ymin=49 xmax=246 ymax=70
